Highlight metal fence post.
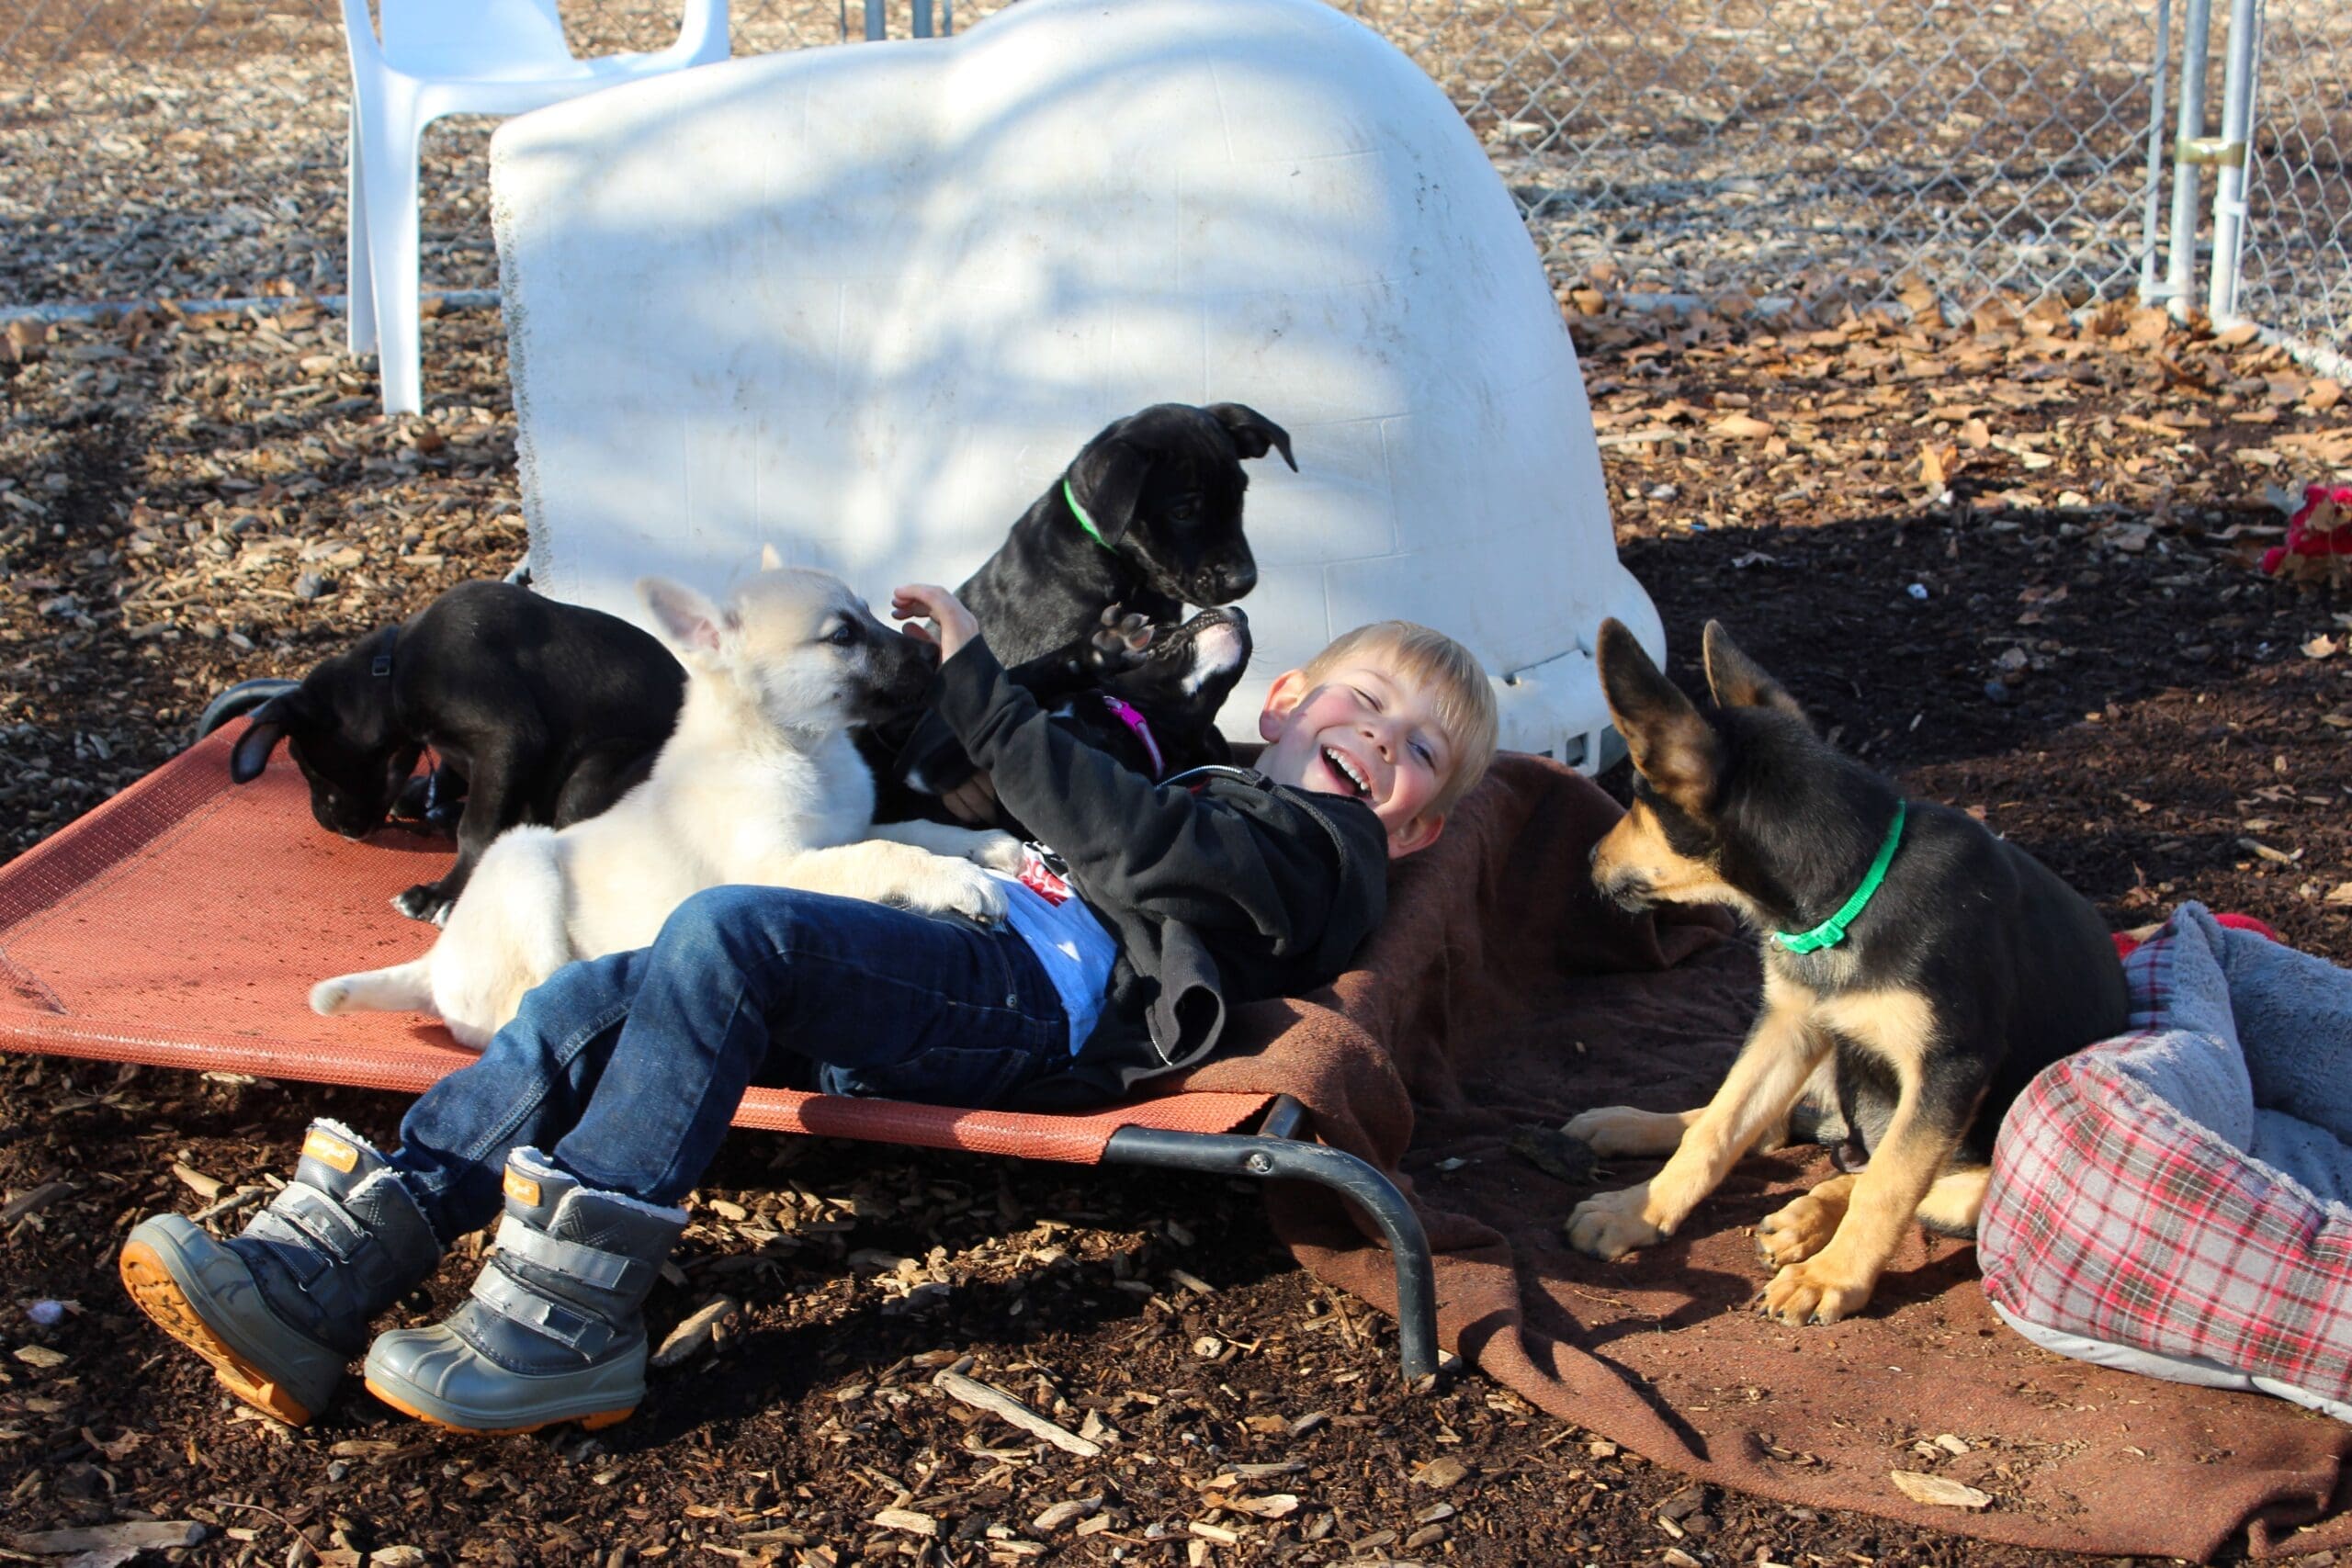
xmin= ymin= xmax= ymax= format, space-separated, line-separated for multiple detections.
xmin=2204 ymin=0 xmax=2263 ymax=325
xmin=2138 ymin=0 xmax=2176 ymax=305
xmin=2165 ymin=0 xmax=2217 ymax=320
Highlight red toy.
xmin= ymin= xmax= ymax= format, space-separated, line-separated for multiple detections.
xmin=2258 ymin=482 xmax=2352 ymax=585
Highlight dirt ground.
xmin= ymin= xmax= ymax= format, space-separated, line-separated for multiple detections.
xmin=1 ymin=293 xmax=2348 ymax=1568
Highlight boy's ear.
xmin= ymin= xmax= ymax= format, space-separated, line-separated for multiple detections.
xmin=1597 ymin=618 xmax=1717 ymax=813
xmin=1388 ymin=812 xmax=1443 ymax=861
xmin=1259 ymin=668 xmax=1310 ymax=742
xmin=1701 ymin=620 xmax=1808 ymax=726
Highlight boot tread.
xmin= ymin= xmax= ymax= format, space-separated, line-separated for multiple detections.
xmin=361 ymin=1372 xmax=635 ymax=1435
xmin=119 ymin=1240 xmax=315 ymax=1427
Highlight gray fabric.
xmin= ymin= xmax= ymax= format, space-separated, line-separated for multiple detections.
xmin=1993 ymin=1300 xmax=2352 ymax=1424
xmin=2124 ymin=904 xmax=2352 ymax=1211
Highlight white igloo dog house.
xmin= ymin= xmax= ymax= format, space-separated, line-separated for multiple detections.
xmin=491 ymin=0 xmax=1660 ymax=766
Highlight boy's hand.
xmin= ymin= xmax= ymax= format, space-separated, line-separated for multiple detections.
xmin=941 ymin=770 xmax=998 ymax=826
xmin=891 ymin=583 xmax=980 ymax=663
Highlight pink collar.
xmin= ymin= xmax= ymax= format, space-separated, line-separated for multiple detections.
xmin=1098 ymin=692 xmax=1165 ymax=778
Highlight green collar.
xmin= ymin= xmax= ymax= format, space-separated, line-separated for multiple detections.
xmin=1062 ymin=479 xmax=1115 ymax=553
xmin=1770 ymin=800 xmax=1906 ymax=954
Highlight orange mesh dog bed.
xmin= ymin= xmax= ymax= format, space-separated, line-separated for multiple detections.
xmin=0 ymin=732 xmax=1435 ymax=1373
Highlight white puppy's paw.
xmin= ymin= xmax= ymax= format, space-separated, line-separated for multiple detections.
xmin=966 ymin=830 xmax=1026 ymax=874
xmin=905 ymin=859 xmax=1011 ymax=926
xmin=1563 ymin=1105 xmax=1676 ymax=1159
xmin=311 ymin=978 xmax=351 ymax=1016
xmin=1564 ymin=1183 xmax=1667 ymax=1260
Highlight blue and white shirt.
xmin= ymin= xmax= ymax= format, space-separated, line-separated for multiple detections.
xmin=989 ymin=844 xmax=1116 ymax=1055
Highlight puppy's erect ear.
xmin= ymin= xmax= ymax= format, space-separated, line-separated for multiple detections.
xmin=228 ymin=693 xmax=298 ymax=784
xmin=639 ymin=577 xmax=726 ymax=657
xmin=1597 ymin=619 xmax=1717 ymax=812
xmin=759 ymin=543 xmax=784 ymax=572
xmin=1068 ymin=437 xmax=1149 ymax=547
xmin=1205 ymin=403 xmax=1298 ymax=472
xmin=1701 ymin=621 xmax=1808 ymax=726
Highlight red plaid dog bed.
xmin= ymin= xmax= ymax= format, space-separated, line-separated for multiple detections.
xmin=1980 ymin=904 xmax=2352 ymax=1421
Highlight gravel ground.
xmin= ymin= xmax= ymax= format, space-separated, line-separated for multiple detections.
xmin=1 ymin=0 xmax=2170 ymax=316
xmin=1 ymin=289 xmax=2349 ymax=1566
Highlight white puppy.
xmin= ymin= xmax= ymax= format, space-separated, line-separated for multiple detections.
xmin=311 ymin=563 xmax=1021 ymax=1046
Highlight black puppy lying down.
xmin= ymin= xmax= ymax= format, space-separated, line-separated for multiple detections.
xmin=897 ymin=605 xmax=1252 ymax=839
xmin=230 ymin=580 xmax=685 ymax=923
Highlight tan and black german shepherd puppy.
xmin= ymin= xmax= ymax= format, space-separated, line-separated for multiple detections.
xmin=1565 ymin=619 xmax=2128 ymax=1325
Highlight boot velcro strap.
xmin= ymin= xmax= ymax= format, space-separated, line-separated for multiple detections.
xmin=469 ymin=1264 xmax=618 ymax=1359
xmin=262 ymin=1182 xmax=370 ymax=1269
xmin=492 ymin=1215 xmax=650 ymax=1293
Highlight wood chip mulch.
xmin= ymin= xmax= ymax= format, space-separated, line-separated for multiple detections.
xmin=0 ymin=290 xmax=2346 ymax=1567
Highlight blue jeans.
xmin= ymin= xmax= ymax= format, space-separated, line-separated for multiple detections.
xmin=385 ymin=885 xmax=1070 ymax=1241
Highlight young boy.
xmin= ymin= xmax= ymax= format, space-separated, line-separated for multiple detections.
xmin=119 ymin=586 xmax=1498 ymax=1435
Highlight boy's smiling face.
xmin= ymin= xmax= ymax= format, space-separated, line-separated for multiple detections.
xmin=1255 ymin=661 xmax=1453 ymax=859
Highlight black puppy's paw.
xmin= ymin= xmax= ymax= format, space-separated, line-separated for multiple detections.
xmin=393 ymin=884 xmax=456 ymax=926
xmin=1085 ymin=604 xmax=1156 ymax=676
xmin=386 ymin=769 xmax=465 ymax=835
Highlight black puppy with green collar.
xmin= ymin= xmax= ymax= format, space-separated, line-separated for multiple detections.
xmin=955 ymin=401 xmax=1294 ymax=667
xmin=1561 ymin=619 xmax=2127 ymax=1325
xmin=873 ymin=402 xmax=1293 ymax=825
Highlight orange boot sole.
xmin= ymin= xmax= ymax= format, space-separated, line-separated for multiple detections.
xmin=119 ymin=1239 xmax=315 ymax=1427
xmin=362 ymin=1374 xmax=637 ymax=1437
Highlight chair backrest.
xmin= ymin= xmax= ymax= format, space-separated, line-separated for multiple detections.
xmin=379 ymin=0 xmax=574 ymax=72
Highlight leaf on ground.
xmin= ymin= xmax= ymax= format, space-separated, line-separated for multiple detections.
xmin=1919 ymin=445 xmax=1956 ymax=491
xmin=650 ymin=1295 xmax=741 ymax=1368
xmin=1508 ymin=1124 xmax=1598 ymax=1184
xmin=1413 ymin=1456 xmax=1472 ymax=1490
xmin=1890 ymin=1470 xmax=1992 ymax=1508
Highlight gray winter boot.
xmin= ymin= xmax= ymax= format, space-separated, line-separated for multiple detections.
xmin=119 ymin=1120 xmax=442 ymax=1425
xmin=361 ymin=1147 xmax=686 ymax=1435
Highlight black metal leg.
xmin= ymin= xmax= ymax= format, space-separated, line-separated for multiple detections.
xmin=1102 ymin=1108 xmax=1440 ymax=1385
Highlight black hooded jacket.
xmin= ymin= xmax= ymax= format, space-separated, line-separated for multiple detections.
xmin=932 ymin=636 xmax=1389 ymax=1103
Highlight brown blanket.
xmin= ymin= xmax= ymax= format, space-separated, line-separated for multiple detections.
xmin=1175 ymin=754 xmax=2352 ymax=1562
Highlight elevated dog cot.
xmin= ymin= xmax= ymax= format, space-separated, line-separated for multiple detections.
xmin=0 ymin=728 xmax=1440 ymax=1381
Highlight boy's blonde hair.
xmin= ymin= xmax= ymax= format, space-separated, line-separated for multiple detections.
xmin=1303 ymin=621 xmax=1499 ymax=818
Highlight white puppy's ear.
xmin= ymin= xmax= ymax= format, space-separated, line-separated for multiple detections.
xmin=759 ymin=543 xmax=784 ymax=572
xmin=639 ymin=577 xmax=726 ymax=656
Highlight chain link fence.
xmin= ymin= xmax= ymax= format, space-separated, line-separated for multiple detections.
xmin=2232 ymin=0 xmax=2352 ymax=375
xmin=0 ymin=0 xmax=2343 ymax=368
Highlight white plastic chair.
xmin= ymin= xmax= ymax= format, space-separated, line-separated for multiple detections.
xmin=340 ymin=0 xmax=729 ymax=414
